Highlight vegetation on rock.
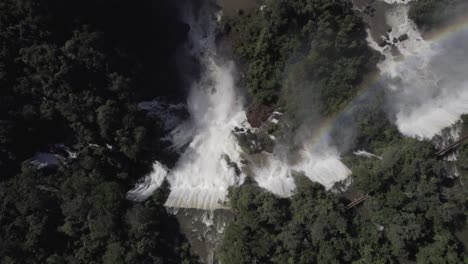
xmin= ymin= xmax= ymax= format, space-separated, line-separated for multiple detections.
xmin=223 ymin=0 xmax=378 ymax=116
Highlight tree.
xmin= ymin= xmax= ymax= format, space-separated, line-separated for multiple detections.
xmin=409 ymin=0 xmax=468 ymax=31
xmin=0 ymin=0 xmax=198 ymax=263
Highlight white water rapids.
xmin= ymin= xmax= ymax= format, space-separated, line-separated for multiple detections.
xmin=249 ymin=145 xmax=350 ymax=198
xmin=368 ymin=1 xmax=468 ymax=140
xmin=128 ymin=9 xmax=248 ymax=209
xmin=127 ymin=3 xmax=350 ymax=209
xmin=164 ymin=58 xmax=247 ymax=209
xmin=127 ymin=0 xmax=467 ymax=209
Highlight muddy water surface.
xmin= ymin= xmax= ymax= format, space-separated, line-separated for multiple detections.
xmin=218 ymin=0 xmax=257 ymax=16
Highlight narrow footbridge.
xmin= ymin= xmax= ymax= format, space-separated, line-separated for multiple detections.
xmin=435 ymin=135 xmax=468 ymax=158
xmin=345 ymin=195 xmax=369 ymax=210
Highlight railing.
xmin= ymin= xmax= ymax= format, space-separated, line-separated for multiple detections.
xmin=345 ymin=195 xmax=369 ymax=210
xmin=435 ymin=135 xmax=468 ymax=158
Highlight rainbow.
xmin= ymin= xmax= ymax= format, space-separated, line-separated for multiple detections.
xmin=307 ymin=9 xmax=468 ymax=152
xmin=425 ymin=12 xmax=468 ymax=41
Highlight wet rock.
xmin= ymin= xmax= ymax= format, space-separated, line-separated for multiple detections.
xmin=264 ymin=120 xmax=279 ymax=134
xmin=222 ymin=154 xmax=242 ymax=176
xmin=247 ymin=104 xmax=275 ymax=128
xmin=234 ymin=126 xmax=245 ymax=133
xmin=390 ymin=46 xmax=402 ymax=58
xmin=398 ymin=33 xmax=408 ymax=42
xmin=364 ymin=5 xmax=376 ymax=16
xmin=235 ymin=129 xmax=274 ymax=154
xmin=378 ymin=39 xmax=388 ymax=47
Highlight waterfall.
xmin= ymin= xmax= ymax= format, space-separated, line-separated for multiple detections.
xmin=127 ymin=3 xmax=247 ymax=210
xmin=166 ymin=5 xmax=352 ymax=205
xmin=354 ymin=150 xmax=383 ymax=160
xmin=127 ymin=162 xmax=169 ymax=201
xmin=363 ymin=0 xmax=468 ymax=179
xmin=163 ymin=5 xmax=248 ymax=210
xmin=249 ymin=140 xmax=351 ymax=197
xmin=128 ymin=1 xmax=359 ymax=208
xmin=367 ymin=1 xmax=468 ymax=141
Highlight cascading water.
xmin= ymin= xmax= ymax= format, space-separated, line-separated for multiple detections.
xmin=129 ymin=0 xmax=468 ymax=209
xmin=128 ymin=4 xmax=248 ymax=210
xmin=164 ymin=59 xmax=247 ymax=209
xmin=127 ymin=162 xmax=169 ymax=201
xmin=364 ymin=0 xmax=468 ymax=179
xmin=163 ymin=6 xmax=248 ymax=210
xmin=128 ymin=2 xmax=353 ymax=208
xmin=367 ymin=1 xmax=468 ymax=141
xmin=293 ymin=149 xmax=352 ymax=190
xmin=248 ymin=138 xmax=351 ymax=197
xmin=354 ymin=150 xmax=383 ymax=160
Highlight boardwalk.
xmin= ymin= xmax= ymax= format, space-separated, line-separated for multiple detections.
xmin=435 ymin=135 xmax=468 ymax=158
xmin=345 ymin=195 xmax=369 ymax=210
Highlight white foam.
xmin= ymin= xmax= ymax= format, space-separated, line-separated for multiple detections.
xmin=292 ymin=146 xmax=351 ymax=190
xmin=127 ymin=162 xmax=168 ymax=201
xmin=128 ymin=2 xmax=352 ymax=207
xmin=354 ymin=150 xmax=383 ymax=160
xmin=379 ymin=0 xmax=413 ymax=4
xmin=249 ymin=153 xmax=296 ymax=197
xmin=367 ymin=4 xmax=468 ymax=140
xmin=127 ymin=6 xmax=247 ymax=209
xmin=251 ymin=143 xmax=351 ymax=196
xmin=30 ymin=152 xmax=60 ymax=169
xmin=395 ymin=88 xmax=468 ymax=139
xmin=163 ymin=8 xmax=247 ymax=210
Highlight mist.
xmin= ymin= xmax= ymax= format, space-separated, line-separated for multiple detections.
xmin=249 ymin=55 xmax=353 ymax=196
xmin=128 ymin=0 xmax=468 ymax=210
xmin=371 ymin=3 xmax=468 ymax=140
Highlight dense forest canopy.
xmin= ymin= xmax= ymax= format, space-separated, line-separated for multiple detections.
xmin=1 ymin=0 xmax=467 ymax=263
xmin=219 ymin=0 xmax=468 ymax=263
xmin=223 ymin=0 xmax=378 ymax=116
xmin=409 ymin=0 xmax=468 ymax=31
xmin=0 ymin=0 xmax=191 ymax=179
xmin=0 ymin=0 xmax=198 ymax=263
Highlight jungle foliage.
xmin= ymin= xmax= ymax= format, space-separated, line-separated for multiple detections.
xmin=220 ymin=133 xmax=468 ymax=264
xmin=0 ymin=0 xmax=197 ymax=263
xmin=220 ymin=1 xmax=468 ymax=263
xmin=223 ymin=0 xmax=378 ymax=115
xmin=409 ymin=0 xmax=468 ymax=31
xmin=2 ymin=0 xmax=467 ymax=263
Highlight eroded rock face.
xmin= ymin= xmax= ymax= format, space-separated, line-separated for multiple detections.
xmin=235 ymin=129 xmax=274 ymax=154
xmin=234 ymin=111 xmax=282 ymax=155
xmin=353 ymin=0 xmax=394 ymax=45
xmin=246 ymin=104 xmax=275 ymax=128
xmin=398 ymin=33 xmax=409 ymax=42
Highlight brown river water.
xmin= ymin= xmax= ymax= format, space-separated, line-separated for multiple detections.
xmin=218 ymin=0 xmax=257 ymax=16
